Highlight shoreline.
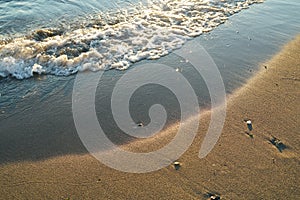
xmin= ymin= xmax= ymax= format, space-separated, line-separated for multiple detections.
xmin=0 ymin=35 xmax=299 ymax=199
xmin=121 ymin=34 xmax=300 ymax=153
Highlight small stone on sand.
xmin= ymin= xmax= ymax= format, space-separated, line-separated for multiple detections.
xmin=210 ymin=194 xmax=221 ymax=200
xmin=173 ymin=161 xmax=181 ymax=170
xmin=245 ymin=120 xmax=253 ymax=131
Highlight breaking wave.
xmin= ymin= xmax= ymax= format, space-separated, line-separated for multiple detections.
xmin=0 ymin=0 xmax=264 ymax=79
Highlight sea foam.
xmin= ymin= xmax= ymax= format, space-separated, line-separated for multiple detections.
xmin=0 ymin=0 xmax=264 ymax=79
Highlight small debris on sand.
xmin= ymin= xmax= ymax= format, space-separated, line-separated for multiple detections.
xmin=137 ymin=122 xmax=144 ymax=127
xmin=270 ymin=135 xmax=287 ymax=152
xmin=205 ymin=193 xmax=221 ymax=200
xmin=210 ymin=195 xmax=221 ymax=200
xmin=173 ymin=161 xmax=181 ymax=170
xmin=244 ymin=119 xmax=253 ymax=131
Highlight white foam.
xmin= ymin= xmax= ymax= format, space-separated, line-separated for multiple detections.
xmin=0 ymin=0 xmax=264 ymax=79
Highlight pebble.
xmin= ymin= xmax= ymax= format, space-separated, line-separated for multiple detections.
xmin=210 ymin=195 xmax=221 ymax=200
xmin=173 ymin=161 xmax=181 ymax=170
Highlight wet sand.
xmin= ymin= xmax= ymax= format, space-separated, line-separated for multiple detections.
xmin=0 ymin=35 xmax=299 ymax=199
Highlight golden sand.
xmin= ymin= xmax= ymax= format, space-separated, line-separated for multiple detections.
xmin=0 ymin=35 xmax=299 ymax=199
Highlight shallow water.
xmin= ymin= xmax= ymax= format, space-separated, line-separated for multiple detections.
xmin=0 ymin=0 xmax=264 ymax=78
xmin=0 ymin=0 xmax=141 ymax=36
xmin=0 ymin=0 xmax=299 ymax=164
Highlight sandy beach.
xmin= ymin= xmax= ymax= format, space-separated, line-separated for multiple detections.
xmin=0 ymin=35 xmax=299 ymax=199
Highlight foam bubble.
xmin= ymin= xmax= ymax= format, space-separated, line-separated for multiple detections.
xmin=0 ymin=0 xmax=264 ymax=79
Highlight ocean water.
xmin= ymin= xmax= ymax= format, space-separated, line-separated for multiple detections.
xmin=0 ymin=0 xmax=141 ymax=35
xmin=0 ymin=0 xmax=299 ymax=164
xmin=0 ymin=0 xmax=265 ymax=79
